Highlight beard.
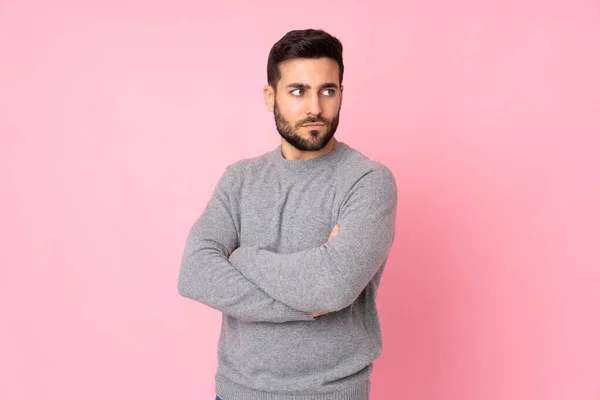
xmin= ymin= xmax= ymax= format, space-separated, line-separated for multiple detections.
xmin=274 ymin=100 xmax=340 ymax=152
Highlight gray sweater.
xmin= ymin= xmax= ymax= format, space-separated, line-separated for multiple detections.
xmin=178 ymin=142 xmax=397 ymax=400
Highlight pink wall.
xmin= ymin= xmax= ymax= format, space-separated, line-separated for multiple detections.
xmin=1 ymin=1 xmax=599 ymax=399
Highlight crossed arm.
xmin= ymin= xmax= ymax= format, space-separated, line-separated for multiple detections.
xmin=178 ymin=166 xmax=397 ymax=321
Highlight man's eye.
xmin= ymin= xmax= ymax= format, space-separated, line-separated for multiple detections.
xmin=322 ymin=89 xmax=335 ymax=96
xmin=291 ymin=89 xmax=304 ymax=96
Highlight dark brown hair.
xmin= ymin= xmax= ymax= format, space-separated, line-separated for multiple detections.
xmin=267 ymin=29 xmax=344 ymax=89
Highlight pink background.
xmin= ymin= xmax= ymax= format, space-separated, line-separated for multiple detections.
xmin=1 ymin=1 xmax=599 ymax=399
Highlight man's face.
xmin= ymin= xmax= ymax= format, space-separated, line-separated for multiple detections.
xmin=269 ymin=57 xmax=342 ymax=152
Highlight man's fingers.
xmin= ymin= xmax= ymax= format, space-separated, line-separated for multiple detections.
xmin=328 ymin=224 xmax=340 ymax=243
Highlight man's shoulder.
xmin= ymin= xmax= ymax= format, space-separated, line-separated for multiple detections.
xmin=336 ymin=145 xmax=397 ymax=205
xmin=337 ymin=144 xmax=395 ymax=183
xmin=224 ymin=147 xmax=277 ymax=177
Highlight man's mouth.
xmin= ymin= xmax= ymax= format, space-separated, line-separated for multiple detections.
xmin=301 ymin=123 xmax=325 ymax=128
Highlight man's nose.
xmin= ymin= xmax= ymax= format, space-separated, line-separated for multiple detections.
xmin=305 ymin=93 xmax=322 ymax=116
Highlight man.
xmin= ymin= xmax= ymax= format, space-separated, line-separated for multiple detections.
xmin=178 ymin=29 xmax=397 ymax=400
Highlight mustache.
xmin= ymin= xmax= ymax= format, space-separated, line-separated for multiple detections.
xmin=296 ymin=117 xmax=328 ymax=127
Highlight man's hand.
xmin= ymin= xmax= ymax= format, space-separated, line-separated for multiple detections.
xmin=312 ymin=224 xmax=340 ymax=318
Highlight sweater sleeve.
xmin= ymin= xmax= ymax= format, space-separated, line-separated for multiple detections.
xmin=228 ymin=165 xmax=398 ymax=313
xmin=177 ymin=167 xmax=315 ymax=323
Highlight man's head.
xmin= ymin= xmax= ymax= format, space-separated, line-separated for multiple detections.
xmin=264 ymin=29 xmax=344 ymax=153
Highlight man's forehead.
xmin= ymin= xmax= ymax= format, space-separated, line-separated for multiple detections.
xmin=278 ymin=57 xmax=340 ymax=85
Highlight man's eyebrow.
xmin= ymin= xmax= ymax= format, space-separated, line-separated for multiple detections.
xmin=285 ymin=82 xmax=339 ymax=90
xmin=320 ymin=82 xmax=339 ymax=89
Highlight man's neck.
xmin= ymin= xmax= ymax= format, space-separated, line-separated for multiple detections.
xmin=281 ymin=138 xmax=339 ymax=161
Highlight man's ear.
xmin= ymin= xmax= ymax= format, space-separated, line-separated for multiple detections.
xmin=263 ymin=85 xmax=275 ymax=112
xmin=339 ymin=84 xmax=344 ymax=109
